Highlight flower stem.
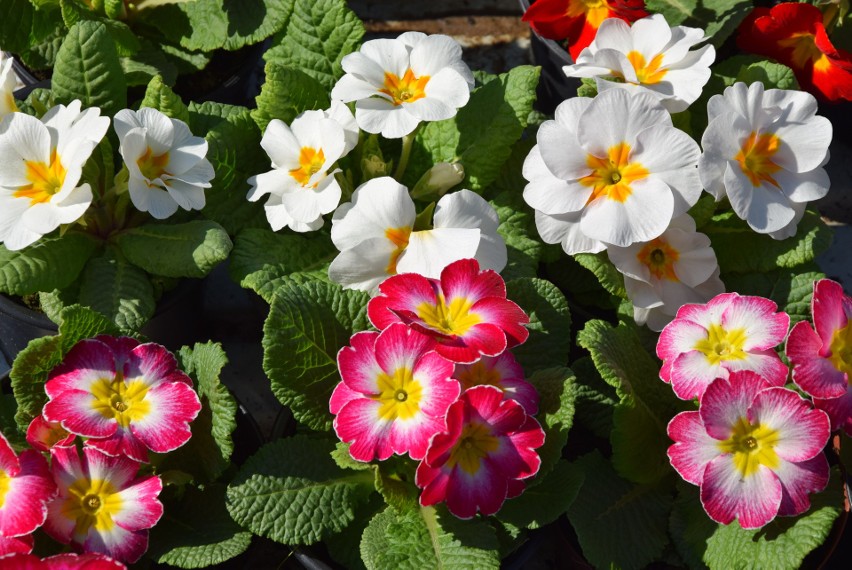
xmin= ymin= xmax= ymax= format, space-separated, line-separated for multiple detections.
xmin=394 ymin=126 xmax=419 ymax=181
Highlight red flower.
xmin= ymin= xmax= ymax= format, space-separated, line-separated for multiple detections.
xmin=737 ymin=3 xmax=852 ymax=102
xmin=522 ymin=0 xmax=648 ymax=59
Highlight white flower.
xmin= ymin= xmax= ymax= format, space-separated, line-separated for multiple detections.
xmin=522 ymin=89 xmax=702 ymax=254
xmin=607 ymin=214 xmax=725 ymax=331
xmin=328 ymin=176 xmax=506 ymax=291
xmin=114 ymin=107 xmax=214 ymax=220
xmin=563 ymin=14 xmax=715 ymax=113
xmin=0 ymin=55 xmax=20 ymax=118
xmin=247 ymin=103 xmax=358 ymax=232
xmin=331 ymin=31 xmax=474 ymax=138
xmin=0 ymin=101 xmax=109 ymax=251
xmin=698 ymin=82 xmax=832 ymax=236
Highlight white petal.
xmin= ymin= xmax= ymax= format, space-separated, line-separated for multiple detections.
xmin=418 ymin=68 xmax=470 ymax=113
xmin=355 ymin=99 xmax=420 ymax=139
xmin=137 ymin=108 xmax=174 ymax=155
xmin=537 ymin=120 xmax=592 ymax=181
xmin=775 ymin=167 xmax=830 ymax=203
xmin=328 ymin=236 xmax=398 ymax=292
xmin=581 ymin=177 xmax=674 ymax=247
xmin=633 ymin=124 xmax=702 ymax=215
xmin=578 ymin=89 xmax=670 ymax=157
xmin=326 ymin=100 xmax=360 ymax=155
xmin=433 ymin=189 xmax=499 ymax=233
xmin=261 ymin=119 xmax=302 ymax=170
xmin=360 ymin=38 xmax=411 ymax=78
xmin=113 ymin=108 xmax=142 ymax=142
xmin=724 ymin=163 xmax=795 ymax=234
xmin=331 ymin=176 xmax=415 ymax=250
xmin=397 ymin=227 xmax=481 ymax=278
xmin=331 ymin=72 xmax=384 ymax=103
xmin=773 ymin=117 xmax=832 ymax=173
xmin=128 ymin=176 xmax=178 ymax=219
xmin=534 ymin=209 xmax=606 ymax=254
xmin=165 ymin=178 xmax=206 ymax=211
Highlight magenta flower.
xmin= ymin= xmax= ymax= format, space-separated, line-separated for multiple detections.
xmin=26 ymin=415 xmax=75 ymax=453
xmin=0 ymin=432 xmax=57 ymax=542
xmin=332 ymin=323 xmax=461 ymax=461
xmin=416 ymin=385 xmax=544 ymax=519
xmin=0 ymin=552 xmax=127 ymax=569
xmin=668 ymin=371 xmax=830 ymax=529
xmin=657 ymin=292 xmax=790 ymax=400
xmin=787 ymin=279 xmax=852 ymax=435
xmin=0 ymin=535 xmax=33 ymax=557
xmin=368 ymin=258 xmax=529 ymax=364
xmin=454 ymin=351 xmax=539 ymax=415
xmin=43 ymin=335 xmax=202 ymax=462
xmin=44 ymin=446 xmax=163 ymax=563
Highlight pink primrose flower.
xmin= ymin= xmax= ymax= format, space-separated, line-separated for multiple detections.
xmin=453 ymin=351 xmax=539 ymax=415
xmin=657 ymin=292 xmax=790 ymax=400
xmin=0 ymin=552 xmax=127 ymax=569
xmin=416 ymin=385 xmax=545 ymax=519
xmin=0 ymin=431 xmax=57 ymax=541
xmin=332 ymin=323 xmax=461 ymax=462
xmin=43 ymin=335 xmax=201 ymax=462
xmin=367 ymin=258 xmax=529 ymax=364
xmin=668 ymin=371 xmax=830 ymax=529
xmin=0 ymin=534 xmax=33 ymax=557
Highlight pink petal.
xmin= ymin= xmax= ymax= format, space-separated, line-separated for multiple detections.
xmin=82 ymin=524 xmax=149 ymax=564
xmin=667 ymin=411 xmax=720 ymax=485
xmin=127 ymin=343 xmax=189 ymax=388
xmin=81 ymin=447 xmax=141 ymax=491
xmin=84 ymin=429 xmax=150 ymax=464
xmin=0 ymin=534 xmax=34 ymax=557
xmin=334 ymin=398 xmax=394 ymax=461
xmin=0 ymin=450 xmax=56 ymax=537
xmin=43 ymin=390 xmax=117 ymax=439
xmin=444 ymin=460 xmax=508 ymax=519
xmin=814 ymin=389 xmax=852 ymax=435
xmin=336 ymin=331 xmax=382 ymax=395
xmin=673 ymin=293 xmax=737 ymax=326
xmin=46 ymin=339 xmax=118 ymax=398
xmin=330 ymin=380 xmax=361 ymax=415
xmin=670 ymin=351 xmax=727 ymax=401
xmin=416 ymin=461 xmax=449 ymax=507
xmin=471 ymin=297 xmax=530 ymax=347
xmin=388 ymin=414 xmax=447 ymax=461
xmin=374 ymin=323 xmax=437 ymax=373
xmin=700 ymin=455 xmax=782 ymax=529
xmin=369 ymin=273 xmax=436 ymax=330
xmin=43 ymin=552 xmax=128 ymax=569
xmin=437 ymin=323 xmax=507 ymax=363
xmin=812 ymin=279 xmax=850 ymax=348
xmin=657 ymin=318 xmax=709 ymax=362
xmin=440 ymin=259 xmax=506 ymax=304
xmin=412 ymin=355 xmax=459 ymax=418
xmin=700 ymin=372 xmax=770 ymax=440
xmin=787 ymin=321 xmax=848 ymax=399
xmin=0 ymin=432 xmax=20 ymax=476
xmin=111 ymin=476 xmax=163 ymax=532
xmin=94 ymin=335 xmax=139 ymax=366
xmin=774 ymin=454 xmax=830 ymax=518
xmin=722 ymin=350 xmax=788 ymax=387
xmin=720 ymin=295 xmax=789 ymax=351
xmin=129 ymin=381 xmax=201 ymax=454
xmin=26 ymin=415 xmax=75 ymax=452
xmin=748 ymin=387 xmax=830 ymax=462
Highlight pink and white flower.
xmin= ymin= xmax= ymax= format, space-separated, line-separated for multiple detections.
xmin=416 ymin=385 xmax=544 ymax=519
xmin=454 ymin=351 xmax=538 ymax=415
xmin=332 ymin=323 xmax=460 ymax=462
xmin=0 ymin=432 xmax=56 ymax=541
xmin=26 ymin=414 xmax=75 ymax=453
xmin=787 ymin=279 xmax=852 ymax=435
xmin=668 ymin=371 xmax=830 ymax=529
xmin=0 ymin=552 xmax=127 ymax=569
xmin=657 ymin=292 xmax=790 ymax=400
xmin=367 ymin=258 xmax=529 ymax=363
xmin=43 ymin=335 xmax=202 ymax=463
xmin=44 ymin=447 xmax=162 ymax=563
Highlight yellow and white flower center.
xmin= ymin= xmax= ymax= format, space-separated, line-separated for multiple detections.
xmin=380 ymin=69 xmax=430 ymax=106
xmin=374 ymin=367 xmax=423 ymax=421
xmin=289 ymin=146 xmax=326 ymax=187
xmin=580 ymin=142 xmax=649 ymax=203
xmin=693 ymin=323 xmax=748 ymax=365
xmin=417 ymin=294 xmax=482 ymax=337
xmin=623 ymin=51 xmax=667 ymax=85
xmin=447 ymin=421 xmax=500 ymax=475
xmin=0 ymin=469 xmax=10 ymax=509
xmin=717 ymin=416 xmax=780 ymax=477
xmin=63 ymin=477 xmax=122 ymax=537
xmin=137 ymin=147 xmax=170 ymax=182
xmin=384 ymin=225 xmax=413 ymax=274
xmin=15 ymin=149 xmax=67 ymax=205
xmin=828 ymin=321 xmax=852 ymax=379
xmin=736 ymin=132 xmax=782 ymax=188
xmin=456 ymin=360 xmax=503 ymax=391
xmin=91 ymin=376 xmax=151 ymax=428
xmin=637 ymin=238 xmax=680 ymax=281
xmin=779 ymin=33 xmax=832 ymax=73
xmin=567 ymin=0 xmax=611 ymax=28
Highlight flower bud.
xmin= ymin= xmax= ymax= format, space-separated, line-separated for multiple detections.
xmin=410 ymin=162 xmax=464 ymax=200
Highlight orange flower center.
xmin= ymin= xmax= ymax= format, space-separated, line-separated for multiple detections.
xmin=379 ymin=69 xmax=430 ymax=106
xmin=289 ymin=146 xmax=326 ymax=187
xmin=456 ymin=360 xmax=503 ymax=391
xmin=567 ymin=0 xmax=612 ymax=28
xmin=623 ymin=51 xmax=667 ymax=85
xmin=580 ymin=142 xmax=649 ymax=203
xmin=779 ymin=33 xmax=832 ymax=73
xmin=735 ymin=132 xmax=782 ymax=188
xmin=637 ymin=238 xmax=680 ymax=281
xmin=137 ymin=147 xmax=170 ymax=182
xmin=15 ymin=149 xmax=66 ymax=205
xmin=417 ymin=294 xmax=481 ymax=337
xmin=384 ymin=226 xmax=412 ymax=274
xmin=446 ymin=421 xmax=500 ymax=475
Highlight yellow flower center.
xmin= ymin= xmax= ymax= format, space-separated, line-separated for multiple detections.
xmin=137 ymin=147 xmax=170 ymax=182
xmin=90 ymin=376 xmax=151 ymax=428
xmin=580 ymin=142 xmax=649 ymax=203
xmin=380 ymin=69 xmax=430 ymax=106
xmin=455 ymin=360 xmax=503 ymax=391
xmin=735 ymin=131 xmax=782 ymax=188
xmin=828 ymin=321 xmax=852 ymax=378
xmin=567 ymin=0 xmax=612 ymax=28
xmin=717 ymin=416 xmax=781 ymax=477
xmin=779 ymin=33 xmax=832 ymax=73
xmin=417 ymin=294 xmax=482 ymax=337
xmin=374 ymin=367 xmax=423 ymax=421
xmin=446 ymin=422 xmax=500 ymax=475
xmin=693 ymin=323 xmax=748 ymax=366
xmin=289 ymin=146 xmax=326 ymax=187
xmin=14 ymin=149 xmax=67 ymax=205
xmin=622 ymin=51 xmax=667 ymax=85
xmin=62 ymin=477 xmax=122 ymax=538
xmin=0 ymin=469 xmax=10 ymax=509
xmin=384 ymin=226 xmax=412 ymax=274
xmin=637 ymin=238 xmax=680 ymax=281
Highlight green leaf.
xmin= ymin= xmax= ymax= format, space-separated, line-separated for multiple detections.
xmin=723 ymin=268 xmax=824 ymax=326
xmin=360 ymin=505 xmax=500 ymax=570
xmin=18 ymin=10 xmax=65 ymax=72
xmin=77 ymin=249 xmax=156 ymax=333
xmin=221 ymin=0 xmax=295 ymax=50
xmin=574 ymin=252 xmax=628 ymax=299
xmin=251 ymin=63 xmax=330 ymax=132
xmin=262 ymin=279 xmax=369 ymax=430
xmin=408 ymin=66 xmax=540 ymax=191
xmin=497 ymin=460 xmax=582 ymax=530
xmin=331 ymin=442 xmax=372 ymax=472
xmin=0 ymin=233 xmax=99 ymax=296
xmin=526 ymin=367 xmax=576 ymax=479
xmin=116 ymin=221 xmax=233 ymax=279
xmin=140 ymin=75 xmax=190 ymax=123
xmin=52 ymin=20 xmax=127 ymax=116
xmin=230 ymin=228 xmax=337 ymax=303
xmin=570 ymin=356 xmax=617 ymax=439
xmin=146 ymin=0 xmax=228 ymax=52
xmin=263 ymin=0 xmax=364 ymax=91
xmin=506 ymin=278 xmax=571 ymax=373
xmin=59 ymin=0 xmax=140 ymax=57
xmin=645 ymin=0 xmax=697 ymax=26
xmin=0 ymin=0 xmax=35 ymax=53
xmin=374 ymin=459 xmax=419 ymax=513
xmin=120 ymin=40 xmax=179 ymax=86
xmin=566 ymin=451 xmax=673 ymax=570
xmin=736 ymin=60 xmax=799 ymax=91
xmin=188 ymin=100 xmax=249 ymax=133
xmin=148 ymin=484 xmax=252 ymax=568
xmin=686 ymin=0 xmax=753 ymax=47
xmin=226 ymin=435 xmax=375 ymax=544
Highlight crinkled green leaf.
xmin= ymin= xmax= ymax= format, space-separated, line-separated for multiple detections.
xmin=0 ymin=233 xmax=100 ymax=296
xmin=686 ymin=0 xmax=753 ymax=47
xmin=226 ymin=435 xmax=375 ymax=544
xmin=566 ymin=451 xmax=673 ymax=570
xmin=0 ymin=0 xmax=35 ymax=53
xmin=140 ymin=75 xmax=190 ymax=123
xmin=263 ymin=0 xmax=364 ymax=91
xmin=262 ymin=279 xmax=369 ymax=430
xmin=723 ymin=268 xmax=824 ymax=326
xmin=570 ymin=356 xmax=617 ymax=439
xmin=506 ymin=278 xmax=571 ymax=373
xmin=116 ymin=221 xmax=233 ymax=279
xmin=645 ymin=0 xmax=697 ymax=25
xmin=326 ymin=493 xmax=384 ymax=570
xmin=251 ymin=63 xmax=330 ymax=132
xmin=120 ymin=40 xmax=179 ymax=86
xmin=146 ymin=0 xmax=228 ymax=52
xmin=526 ymin=367 xmax=576 ymax=479
xmin=52 ymin=20 xmax=127 ymax=116
xmin=221 ymin=0 xmax=295 ymax=50
xmin=574 ymin=252 xmax=628 ymax=300
xmin=18 ymin=10 xmax=65 ymax=71
xmin=374 ymin=459 xmax=419 ymax=514
xmin=331 ymin=442 xmax=372 ymax=472
xmin=77 ymin=249 xmax=156 ymax=332
xmin=149 ymin=484 xmax=252 ymax=568
xmin=497 ymin=459 xmax=582 ymax=530
xmin=360 ymin=506 xmax=500 ymax=570
xmin=59 ymin=0 xmax=140 ymax=57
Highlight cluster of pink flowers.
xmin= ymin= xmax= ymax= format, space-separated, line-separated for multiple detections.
xmin=0 ymin=336 xmax=201 ymax=565
xmin=330 ymin=258 xmax=545 ymax=518
xmin=659 ymin=282 xmax=852 ymax=529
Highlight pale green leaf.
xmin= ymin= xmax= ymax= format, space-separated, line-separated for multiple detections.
xmin=574 ymin=251 xmax=628 ymax=299
xmin=0 ymin=233 xmax=100 ymax=296
xmin=251 ymin=63 xmax=330 ymax=132
xmin=140 ymin=75 xmax=190 ymax=123
xmin=77 ymin=249 xmax=156 ymax=332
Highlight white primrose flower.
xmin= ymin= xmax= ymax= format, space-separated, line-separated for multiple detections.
xmin=522 ymin=89 xmax=702 ymax=254
xmin=563 ymin=14 xmax=715 ymax=113
xmin=328 ymin=176 xmax=506 ymax=292
xmin=0 ymin=55 xmax=20 ymax=118
xmin=698 ymin=82 xmax=832 ymax=237
xmin=0 ymin=101 xmax=109 ymax=251
xmin=331 ymin=31 xmax=474 ymax=138
xmin=247 ymin=103 xmax=358 ymax=232
xmin=608 ymin=214 xmax=725 ymax=331
xmin=114 ymin=107 xmax=214 ymax=220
